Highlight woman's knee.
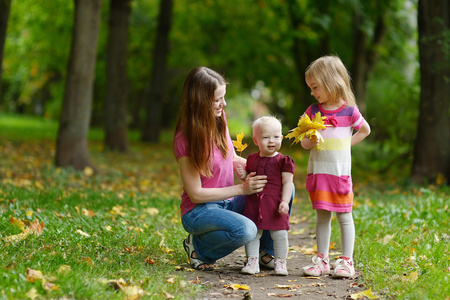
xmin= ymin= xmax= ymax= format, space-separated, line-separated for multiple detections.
xmin=238 ymin=219 xmax=257 ymax=244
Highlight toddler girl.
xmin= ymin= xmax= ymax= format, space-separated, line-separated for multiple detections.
xmin=237 ymin=116 xmax=295 ymax=276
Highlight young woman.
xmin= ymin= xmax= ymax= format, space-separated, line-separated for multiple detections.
xmin=173 ymin=66 xmax=269 ymax=270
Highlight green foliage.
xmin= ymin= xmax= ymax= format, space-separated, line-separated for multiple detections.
xmin=3 ymin=0 xmax=73 ymax=117
xmin=2 ymin=0 xmax=419 ymax=135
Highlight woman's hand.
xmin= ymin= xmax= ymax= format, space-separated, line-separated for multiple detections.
xmin=242 ymin=172 xmax=267 ymax=195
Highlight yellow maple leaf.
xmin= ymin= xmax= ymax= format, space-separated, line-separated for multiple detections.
xmin=232 ymin=132 xmax=248 ymax=154
xmin=286 ymin=112 xmax=329 ymax=151
xmin=28 ymin=219 xmax=44 ymax=235
xmin=350 ymin=288 xmax=379 ymax=299
xmin=225 ymin=283 xmax=251 ymax=290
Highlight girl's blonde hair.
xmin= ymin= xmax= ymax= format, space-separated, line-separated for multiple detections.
xmin=252 ymin=116 xmax=282 ymax=136
xmin=305 ymin=55 xmax=357 ymax=107
xmin=175 ymin=67 xmax=228 ymax=177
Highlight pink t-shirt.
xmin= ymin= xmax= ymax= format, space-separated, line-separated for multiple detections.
xmin=173 ymin=118 xmax=235 ymax=216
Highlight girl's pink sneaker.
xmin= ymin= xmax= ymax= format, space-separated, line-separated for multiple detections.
xmin=332 ymin=256 xmax=355 ymax=278
xmin=303 ymin=253 xmax=330 ymax=276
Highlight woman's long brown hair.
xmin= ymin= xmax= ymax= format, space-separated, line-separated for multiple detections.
xmin=174 ymin=67 xmax=229 ymax=177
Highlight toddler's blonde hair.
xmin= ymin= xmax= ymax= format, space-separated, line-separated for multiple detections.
xmin=252 ymin=116 xmax=282 ymax=136
xmin=305 ymin=55 xmax=357 ymax=107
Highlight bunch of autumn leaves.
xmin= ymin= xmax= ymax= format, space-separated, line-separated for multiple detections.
xmin=233 ymin=112 xmax=329 ymax=154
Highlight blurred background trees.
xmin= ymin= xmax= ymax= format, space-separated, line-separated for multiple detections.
xmin=0 ymin=0 xmax=448 ymax=183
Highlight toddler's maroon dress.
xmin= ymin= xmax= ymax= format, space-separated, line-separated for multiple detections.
xmin=243 ymin=152 xmax=295 ymax=230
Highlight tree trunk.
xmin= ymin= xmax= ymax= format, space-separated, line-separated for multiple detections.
xmin=351 ymin=11 xmax=387 ymax=115
xmin=55 ymin=0 xmax=102 ymax=171
xmin=141 ymin=0 xmax=173 ymax=143
xmin=0 ymin=0 xmax=12 ymax=103
xmin=411 ymin=0 xmax=450 ymax=184
xmin=104 ymin=0 xmax=131 ymax=152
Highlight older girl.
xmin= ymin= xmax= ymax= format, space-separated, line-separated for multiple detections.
xmin=301 ymin=56 xmax=370 ymax=278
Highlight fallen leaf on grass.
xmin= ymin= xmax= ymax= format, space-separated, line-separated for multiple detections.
xmin=26 ymin=268 xmax=58 ymax=291
xmin=57 ymin=265 xmax=71 ymax=273
xmin=350 ymin=288 xmax=379 ymax=299
xmin=81 ymin=257 xmax=94 ymax=266
xmin=144 ymin=207 xmax=159 ymax=216
xmin=402 ymin=271 xmax=418 ymax=283
xmin=166 ymin=277 xmax=175 ymax=284
xmin=2 ymin=216 xmax=45 ymax=244
xmin=25 ymin=287 xmax=40 ymax=300
xmin=2 ymin=231 xmax=31 ymax=243
xmin=101 ymin=278 xmax=144 ymax=300
xmin=75 ymin=229 xmax=91 ymax=237
xmin=380 ymin=234 xmax=394 ymax=245
xmin=225 ymin=284 xmax=251 ymax=290
xmin=82 ymin=208 xmax=95 ymax=218
xmin=26 ymin=268 xmax=45 ymax=283
xmin=145 ymin=257 xmax=156 ymax=265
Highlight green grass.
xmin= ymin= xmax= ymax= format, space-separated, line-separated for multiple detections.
xmin=351 ymin=187 xmax=450 ymax=299
xmin=1 ymin=114 xmax=449 ymax=299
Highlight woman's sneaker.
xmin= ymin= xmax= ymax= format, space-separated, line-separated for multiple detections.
xmin=259 ymin=250 xmax=275 ymax=269
xmin=303 ymin=253 xmax=330 ymax=276
xmin=241 ymin=257 xmax=260 ymax=275
xmin=274 ymin=258 xmax=288 ymax=276
xmin=332 ymin=256 xmax=355 ymax=278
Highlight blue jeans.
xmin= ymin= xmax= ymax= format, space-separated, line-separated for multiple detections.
xmin=181 ymin=184 xmax=295 ymax=263
xmin=181 ymin=197 xmax=257 ymax=264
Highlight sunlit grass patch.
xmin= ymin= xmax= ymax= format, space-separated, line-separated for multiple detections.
xmin=0 ymin=134 xmax=204 ymax=299
xmin=351 ymin=186 xmax=450 ymax=299
xmin=1 ymin=115 xmax=449 ymax=299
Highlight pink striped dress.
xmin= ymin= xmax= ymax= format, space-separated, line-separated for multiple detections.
xmin=304 ymin=103 xmax=365 ymax=212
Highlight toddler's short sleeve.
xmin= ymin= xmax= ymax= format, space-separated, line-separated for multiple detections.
xmin=282 ymin=155 xmax=295 ymax=174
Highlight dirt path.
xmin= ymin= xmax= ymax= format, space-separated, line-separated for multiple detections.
xmin=183 ymin=208 xmax=366 ymax=299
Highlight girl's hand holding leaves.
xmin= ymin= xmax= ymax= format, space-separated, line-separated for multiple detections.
xmin=286 ymin=112 xmax=330 ymax=151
